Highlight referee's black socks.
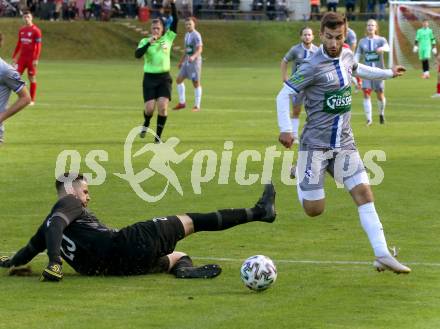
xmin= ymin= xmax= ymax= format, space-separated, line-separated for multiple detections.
xmin=188 ymin=207 xmax=268 ymax=232
xmin=143 ymin=112 xmax=152 ymax=128
xmin=156 ymin=115 xmax=167 ymax=141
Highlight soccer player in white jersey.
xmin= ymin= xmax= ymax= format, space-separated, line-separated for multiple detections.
xmin=174 ymin=17 xmax=203 ymax=112
xmin=276 ymin=12 xmax=411 ymax=274
xmin=280 ymin=27 xmax=318 ymax=142
xmin=0 ymin=33 xmax=31 ymax=145
xmin=355 ymin=19 xmax=390 ymax=125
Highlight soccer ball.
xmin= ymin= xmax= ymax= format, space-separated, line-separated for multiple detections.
xmin=240 ymin=255 xmax=277 ymax=291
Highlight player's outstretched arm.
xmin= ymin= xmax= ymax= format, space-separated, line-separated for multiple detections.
xmin=0 ymin=87 xmax=31 ymax=125
xmin=391 ymin=65 xmax=406 ymax=77
xmin=353 ymin=63 xmax=405 ymax=80
xmin=0 ymin=223 xmax=47 ymax=270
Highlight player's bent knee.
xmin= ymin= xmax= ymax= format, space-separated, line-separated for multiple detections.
xmin=350 ymin=183 xmax=374 ymax=206
xmin=303 ymin=200 xmax=325 ymax=217
xmin=176 ymin=214 xmax=194 ymax=236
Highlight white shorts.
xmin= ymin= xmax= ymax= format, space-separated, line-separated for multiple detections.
xmin=296 ymin=145 xmax=369 ymax=201
xmin=178 ymin=60 xmax=202 ymax=82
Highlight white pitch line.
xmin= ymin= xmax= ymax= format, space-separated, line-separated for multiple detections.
xmin=1 ymin=252 xmax=439 ymax=267
xmin=192 ymin=256 xmax=440 ymax=267
xmin=35 ymin=102 xmax=440 ymax=115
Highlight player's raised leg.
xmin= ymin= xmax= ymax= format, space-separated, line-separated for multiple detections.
xmin=178 ymin=183 xmax=276 ymax=237
xmin=154 ymin=183 xmax=276 ymax=279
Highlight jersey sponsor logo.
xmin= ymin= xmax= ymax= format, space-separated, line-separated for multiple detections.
xmin=365 ymin=51 xmax=380 ymax=62
xmin=323 ymin=86 xmax=352 ymax=114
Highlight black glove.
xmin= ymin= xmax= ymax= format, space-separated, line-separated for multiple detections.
xmin=40 ymin=262 xmax=63 ymax=282
xmin=0 ymin=256 xmax=12 ymax=268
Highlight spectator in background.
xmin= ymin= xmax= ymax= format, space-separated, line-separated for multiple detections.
xmin=181 ymin=0 xmax=191 ymax=17
xmin=66 ymin=0 xmax=78 ymax=20
xmin=113 ymin=0 xmax=124 ymax=17
xmin=326 ymin=0 xmax=338 ymax=12
xmin=123 ymin=0 xmax=137 ymax=18
xmin=275 ymin=0 xmax=288 ymax=21
xmin=266 ymin=0 xmax=276 ymax=20
xmin=83 ymin=0 xmax=93 ymax=19
xmin=54 ymin=0 xmax=63 ymax=20
xmin=92 ymin=0 xmax=102 ymax=19
xmin=378 ymin=0 xmax=386 ymax=21
xmin=310 ymin=0 xmax=320 ymax=20
xmin=252 ymin=0 xmax=263 ymax=20
xmin=101 ymin=0 xmax=112 ymax=20
xmin=159 ymin=6 xmax=174 ymax=29
xmin=151 ymin=0 xmax=162 ymax=18
xmin=10 ymin=0 xmax=20 ymax=16
xmin=345 ymin=0 xmax=355 ymax=20
xmin=367 ymin=0 xmax=376 ymax=18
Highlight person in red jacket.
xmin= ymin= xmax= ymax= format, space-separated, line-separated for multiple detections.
xmin=11 ymin=10 xmax=42 ymax=105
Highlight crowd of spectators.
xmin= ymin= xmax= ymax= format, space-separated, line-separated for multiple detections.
xmin=310 ymin=0 xmax=388 ymax=21
xmin=0 ymin=0 xmax=389 ymax=21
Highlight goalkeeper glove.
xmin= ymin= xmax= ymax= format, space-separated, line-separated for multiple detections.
xmin=413 ymin=46 xmax=418 ymax=53
xmin=0 ymin=256 xmax=12 ymax=268
xmin=433 ymin=48 xmax=438 ymax=55
xmin=40 ymin=262 xmax=63 ymax=282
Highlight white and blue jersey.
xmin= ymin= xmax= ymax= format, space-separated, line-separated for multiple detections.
xmin=284 ymin=46 xmax=356 ymax=149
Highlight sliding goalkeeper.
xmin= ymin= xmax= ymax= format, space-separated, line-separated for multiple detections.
xmin=413 ymin=19 xmax=437 ymax=79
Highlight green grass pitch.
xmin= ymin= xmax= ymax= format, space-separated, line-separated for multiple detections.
xmin=0 ymin=52 xmax=440 ymax=328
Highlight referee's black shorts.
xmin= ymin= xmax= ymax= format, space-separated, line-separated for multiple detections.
xmin=111 ymin=216 xmax=185 ymax=275
xmin=143 ymin=72 xmax=172 ymax=102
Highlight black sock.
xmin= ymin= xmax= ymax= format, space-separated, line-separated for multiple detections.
xmin=188 ymin=207 xmax=265 ymax=232
xmin=156 ymin=115 xmax=167 ymax=138
xmin=422 ymin=60 xmax=429 ymax=72
xmin=170 ymin=255 xmax=193 ymax=275
xmin=143 ymin=112 xmax=152 ymax=127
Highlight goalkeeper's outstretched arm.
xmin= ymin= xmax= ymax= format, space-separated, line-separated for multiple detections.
xmin=0 ymin=224 xmax=46 ymax=268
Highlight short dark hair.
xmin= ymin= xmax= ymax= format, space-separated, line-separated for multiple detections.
xmin=320 ymin=12 xmax=346 ymax=32
xmin=185 ymin=16 xmax=197 ymax=24
xmin=22 ymin=9 xmax=32 ymax=16
xmin=151 ymin=18 xmax=165 ymax=32
xmin=299 ymin=26 xmax=312 ymax=36
xmin=55 ymin=173 xmax=86 ymax=193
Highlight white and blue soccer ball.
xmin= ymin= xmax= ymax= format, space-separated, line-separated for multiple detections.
xmin=240 ymin=255 xmax=277 ymax=291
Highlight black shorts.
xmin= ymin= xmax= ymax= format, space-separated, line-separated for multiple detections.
xmin=143 ymin=72 xmax=172 ymax=102
xmin=110 ymin=216 xmax=185 ymax=275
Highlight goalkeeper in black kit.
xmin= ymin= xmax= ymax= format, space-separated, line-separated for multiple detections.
xmin=0 ymin=174 xmax=276 ymax=282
